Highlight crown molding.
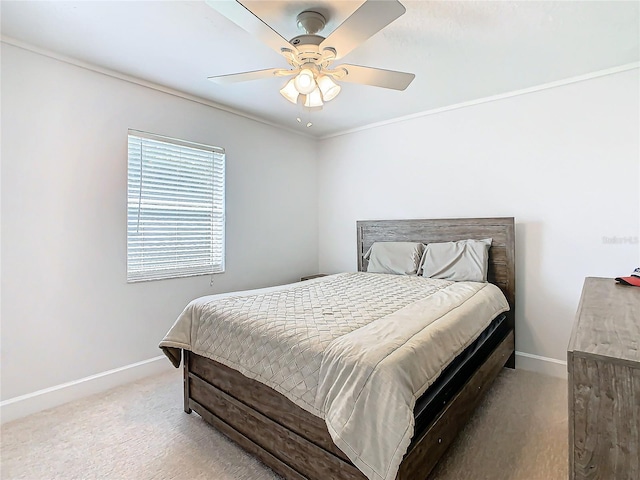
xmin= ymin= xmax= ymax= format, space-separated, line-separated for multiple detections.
xmin=3 ymin=35 xmax=637 ymax=142
xmin=320 ymin=62 xmax=640 ymax=140
xmin=1 ymin=35 xmax=314 ymax=140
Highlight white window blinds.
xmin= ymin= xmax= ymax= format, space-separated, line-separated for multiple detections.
xmin=127 ymin=130 xmax=225 ymax=282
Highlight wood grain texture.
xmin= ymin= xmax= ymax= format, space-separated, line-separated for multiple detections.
xmin=571 ymin=357 xmax=640 ymax=480
xmin=568 ymin=278 xmax=640 ymax=480
xmin=568 ymin=277 xmax=640 ymax=365
xmin=189 ymin=375 xmax=366 ymax=480
xmin=183 ymin=350 xmax=192 ymax=414
xmin=189 ymin=352 xmax=349 ymax=462
xmin=189 ymin=398 xmax=307 ymax=480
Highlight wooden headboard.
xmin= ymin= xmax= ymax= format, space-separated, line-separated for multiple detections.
xmin=357 ymin=217 xmax=516 ymax=331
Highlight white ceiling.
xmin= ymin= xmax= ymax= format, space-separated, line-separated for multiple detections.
xmin=2 ymin=1 xmax=639 ymax=138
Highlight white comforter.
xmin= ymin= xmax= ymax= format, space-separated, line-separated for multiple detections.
xmin=160 ymin=272 xmax=509 ymax=480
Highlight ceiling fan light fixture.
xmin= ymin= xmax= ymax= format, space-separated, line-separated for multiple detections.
xmin=280 ymin=78 xmax=299 ymax=104
xmin=303 ymin=87 xmax=324 ymax=108
xmin=294 ymin=68 xmax=316 ymax=94
xmin=317 ymin=75 xmax=341 ymax=102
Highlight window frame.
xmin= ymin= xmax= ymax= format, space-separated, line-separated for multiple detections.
xmin=126 ymin=129 xmax=225 ymax=283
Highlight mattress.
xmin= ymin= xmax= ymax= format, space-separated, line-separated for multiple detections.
xmin=160 ymin=272 xmax=509 ymax=480
xmin=412 ymin=312 xmax=508 ymax=436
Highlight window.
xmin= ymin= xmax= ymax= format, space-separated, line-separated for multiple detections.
xmin=127 ymin=130 xmax=225 ymax=282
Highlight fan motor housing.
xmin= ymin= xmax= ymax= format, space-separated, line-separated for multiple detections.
xmin=296 ymin=11 xmax=326 ymax=35
xmin=286 ymin=34 xmax=335 ymax=67
xmin=289 ymin=34 xmax=323 ymax=47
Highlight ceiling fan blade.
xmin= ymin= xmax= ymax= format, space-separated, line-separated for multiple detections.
xmin=208 ymin=68 xmax=294 ymax=84
xmin=320 ymin=0 xmax=406 ymax=60
xmin=336 ymin=64 xmax=415 ymax=90
xmin=205 ymin=0 xmax=295 ymax=56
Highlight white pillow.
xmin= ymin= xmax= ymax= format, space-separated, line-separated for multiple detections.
xmin=365 ymin=242 xmax=425 ymax=275
xmin=420 ymin=238 xmax=492 ymax=282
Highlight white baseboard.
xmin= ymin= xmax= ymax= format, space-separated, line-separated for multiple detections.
xmin=515 ymin=351 xmax=567 ymax=379
xmin=0 ymin=356 xmax=175 ymax=424
xmin=0 ymin=350 xmax=567 ymax=424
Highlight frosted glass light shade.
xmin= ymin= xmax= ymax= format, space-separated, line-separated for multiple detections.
xmin=280 ymin=78 xmax=299 ymax=104
xmin=294 ymin=68 xmax=316 ymax=94
xmin=317 ymin=75 xmax=341 ymax=101
xmin=303 ymin=87 xmax=324 ymax=108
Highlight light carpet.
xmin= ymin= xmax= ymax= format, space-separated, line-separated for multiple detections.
xmin=1 ymin=367 xmax=567 ymax=480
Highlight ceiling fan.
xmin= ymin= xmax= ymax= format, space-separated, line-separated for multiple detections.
xmin=205 ymin=0 xmax=415 ymax=110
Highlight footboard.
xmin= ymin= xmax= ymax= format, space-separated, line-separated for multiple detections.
xmin=183 ymin=329 xmax=514 ymax=480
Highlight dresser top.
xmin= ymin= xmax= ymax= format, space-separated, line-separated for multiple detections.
xmin=568 ymin=277 xmax=640 ymax=366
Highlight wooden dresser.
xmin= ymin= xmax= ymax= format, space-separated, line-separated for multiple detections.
xmin=568 ymin=277 xmax=640 ymax=480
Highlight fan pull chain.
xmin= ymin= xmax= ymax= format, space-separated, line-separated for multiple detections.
xmin=296 ymin=117 xmax=313 ymax=128
xmin=296 ymin=103 xmax=313 ymax=128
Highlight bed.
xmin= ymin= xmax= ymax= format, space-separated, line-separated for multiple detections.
xmin=160 ymin=217 xmax=516 ymax=480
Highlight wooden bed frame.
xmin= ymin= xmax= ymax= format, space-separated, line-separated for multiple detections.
xmin=182 ymin=217 xmax=516 ymax=480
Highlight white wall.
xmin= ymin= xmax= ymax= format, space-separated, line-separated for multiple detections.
xmin=2 ymin=41 xmax=638 ymax=417
xmin=317 ymin=69 xmax=640 ymax=370
xmin=1 ymin=44 xmax=318 ymax=403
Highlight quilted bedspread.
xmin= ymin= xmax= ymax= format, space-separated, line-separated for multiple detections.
xmin=160 ymin=272 xmax=509 ymax=480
